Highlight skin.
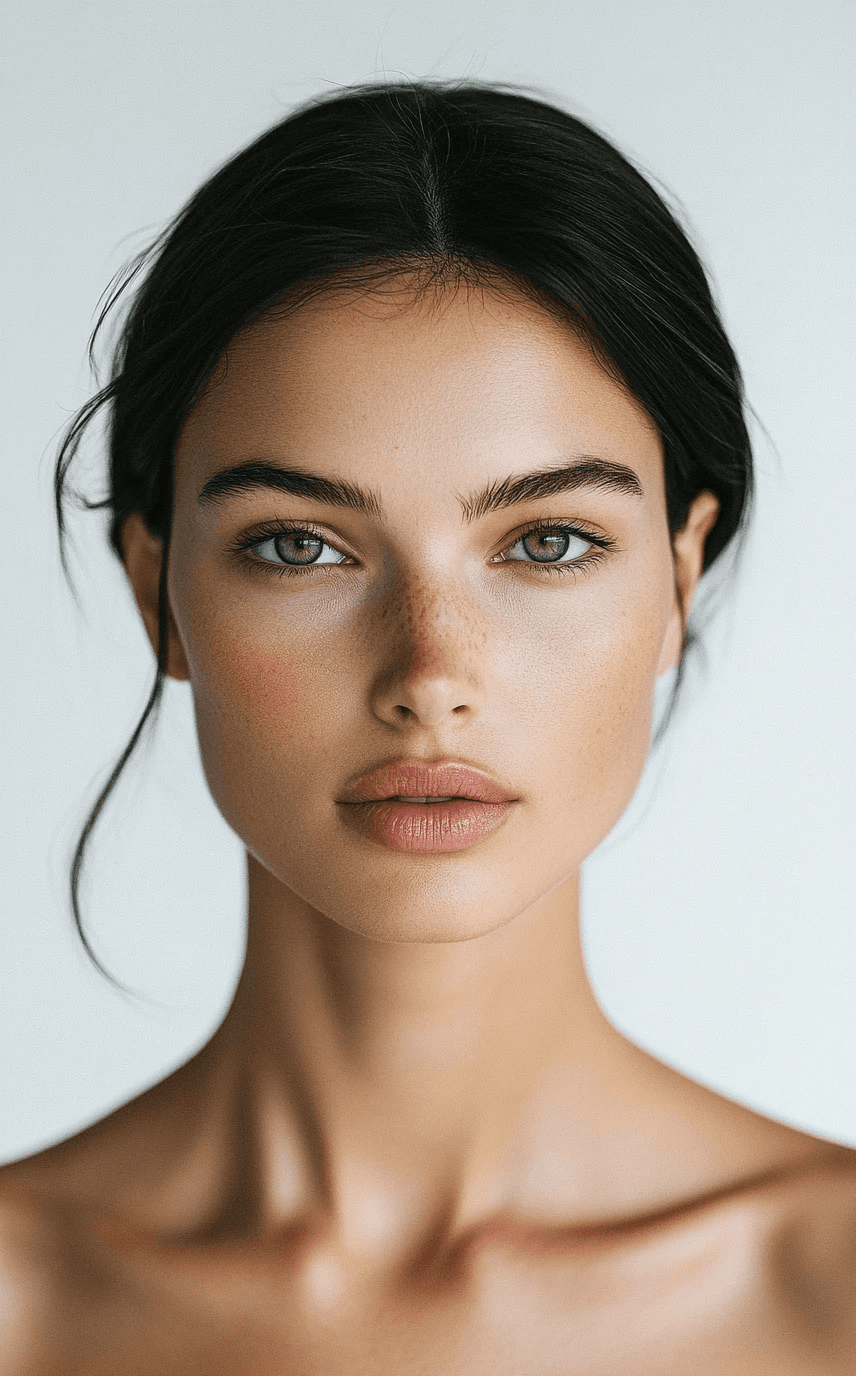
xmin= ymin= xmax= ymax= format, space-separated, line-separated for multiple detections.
xmin=3 ymin=276 xmax=856 ymax=1374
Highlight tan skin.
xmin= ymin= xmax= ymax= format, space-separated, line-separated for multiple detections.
xmin=3 ymin=277 xmax=856 ymax=1374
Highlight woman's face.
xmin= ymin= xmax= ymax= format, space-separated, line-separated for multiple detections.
xmin=153 ymin=279 xmax=708 ymax=943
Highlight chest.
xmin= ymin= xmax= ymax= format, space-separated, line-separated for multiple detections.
xmin=23 ymin=1232 xmax=847 ymax=1376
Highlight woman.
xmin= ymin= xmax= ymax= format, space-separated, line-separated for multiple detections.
xmin=2 ymin=82 xmax=854 ymax=1374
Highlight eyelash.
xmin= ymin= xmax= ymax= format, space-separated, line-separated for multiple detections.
xmin=230 ymin=520 xmax=353 ymax=578
xmin=495 ymin=518 xmax=615 ymax=578
xmin=230 ymin=517 xmax=615 ymax=579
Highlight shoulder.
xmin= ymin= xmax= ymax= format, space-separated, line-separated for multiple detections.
xmin=759 ymin=1150 xmax=856 ymax=1368
xmin=0 ymin=1086 xmax=194 ymax=1376
xmin=0 ymin=1031 xmax=238 ymax=1259
xmin=0 ymin=1161 xmax=174 ymax=1376
xmin=0 ymin=1175 xmax=82 ymax=1374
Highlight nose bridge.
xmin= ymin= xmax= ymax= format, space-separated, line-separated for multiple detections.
xmin=370 ymin=563 xmax=487 ymax=729
xmin=404 ymin=569 xmax=477 ymax=671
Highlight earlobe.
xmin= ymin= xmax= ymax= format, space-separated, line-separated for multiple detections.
xmin=656 ymin=490 xmax=721 ymax=677
xmin=120 ymin=513 xmax=190 ymax=681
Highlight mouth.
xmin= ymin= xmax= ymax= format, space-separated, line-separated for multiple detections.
xmin=337 ymin=761 xmax=518 ymax=853
xmin=339 ymin=760 xmax=516 ymax=806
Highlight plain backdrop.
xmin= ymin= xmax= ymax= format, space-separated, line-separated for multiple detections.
xmin=2 ymin=0 xmax=854 ymax=1162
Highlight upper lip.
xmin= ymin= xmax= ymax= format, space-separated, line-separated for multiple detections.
xmin=338 ymin=759 xmax=517 ymax=805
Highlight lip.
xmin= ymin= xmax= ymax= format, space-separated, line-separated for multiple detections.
xmin=340 ymin=760 xmax=515 ymax=806
xmin=338 ymin=760 xmax=518 ymax=853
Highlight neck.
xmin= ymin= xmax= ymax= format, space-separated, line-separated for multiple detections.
xmin=215 ymin=855 xmax=624 ymax=1250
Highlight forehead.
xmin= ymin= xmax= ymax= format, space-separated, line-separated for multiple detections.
xmin=176 ymin=278 xmax=663 ymax=502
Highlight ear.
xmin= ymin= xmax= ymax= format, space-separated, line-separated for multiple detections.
xmin=120 ymin=513 xmax=190 ymax=681
xmin=657 ymin=490 xmax=721 ymax=676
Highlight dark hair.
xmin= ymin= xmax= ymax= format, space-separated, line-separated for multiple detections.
xmin=55 ymin=80 xmax=753 ymax=971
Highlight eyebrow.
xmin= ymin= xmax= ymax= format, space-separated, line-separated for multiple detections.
xmin=197 ymin=455 xmax=643 ymax=523
xmin=197 ymin=461 xmax=383 ymax=520
xmin=459 ymin=458 xmax=643 ymax=523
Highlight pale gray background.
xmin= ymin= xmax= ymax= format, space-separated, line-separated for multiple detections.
xmin=2 ymin=0 xmax=854 ymax=1161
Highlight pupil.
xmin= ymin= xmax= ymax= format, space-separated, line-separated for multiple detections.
xmin=523 ymin=531 xmax=569 ymax=563
xmin=274 ymin=533 xmax=323 ymax=565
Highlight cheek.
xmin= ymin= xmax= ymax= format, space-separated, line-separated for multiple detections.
xmin=189 ymin=636 xmax=323 ymax=832
xmin=190 ymin=635 xmax=311 ymax=775
xmin=224 ymin=645 xmax=303 ymax=727
xmin=196 ymin=622 xmax=361 ymax=762
xmin=527 ymin=577 xmax=670 ymax=791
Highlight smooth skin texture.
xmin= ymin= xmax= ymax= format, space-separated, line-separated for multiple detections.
xmin=3 ymin=280 xmax=856 ymax=1374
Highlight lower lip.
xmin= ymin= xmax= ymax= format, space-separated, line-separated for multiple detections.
xmin=340 ymin=798 xmax=514 ymax=852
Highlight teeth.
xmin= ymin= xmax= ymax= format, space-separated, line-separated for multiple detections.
xmin=394 ymin=796 xmax=456 ymax=804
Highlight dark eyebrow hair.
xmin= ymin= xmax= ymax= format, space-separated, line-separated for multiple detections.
xmin=197 ymin=461 xmax=383 ymax=520
xmin=198 ymin=456 xmax=642 ymax=526
xmin=460 ymin=458 xmax=643 ymax=523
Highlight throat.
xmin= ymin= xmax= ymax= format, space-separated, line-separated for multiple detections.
xmin=225 ymin=855 xmax=624 ymax=1240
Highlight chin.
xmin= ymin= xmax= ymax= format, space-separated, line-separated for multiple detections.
xmin=323 ymin=900 xmax=518 ymax=946
xmin=247 ymin=825 xmax=578 ymax=947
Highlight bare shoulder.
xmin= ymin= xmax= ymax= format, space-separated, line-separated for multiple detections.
xmin=644 ymin=1055 xmax=856 ymax=1360
xmin=0 ymin=1040 xmax=218 ymax=1271
xmin=0 ymin=1172 xmax=103 ymax=1376
xmin=0 ymin=1162 xmax=177 ymax=1376
xmin=0 ymin=1030 xmax=229 ymax=1216
xmin=0 ymin=1183 xmax=53 ymax=1372
xmin=757 ymin=1148 xmax=856 ymax=1363
xmin=0 ymin=1044 xmax=224 ymax=1374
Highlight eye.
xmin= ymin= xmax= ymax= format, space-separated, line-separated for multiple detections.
xmin=502 ymin=527 xmax=594 ymax=565
xmin=252 ymin=530 xmax=348 ymax=566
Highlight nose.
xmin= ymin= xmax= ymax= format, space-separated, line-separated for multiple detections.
xmin=369 ymin=573 xmax=486 ymax=731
